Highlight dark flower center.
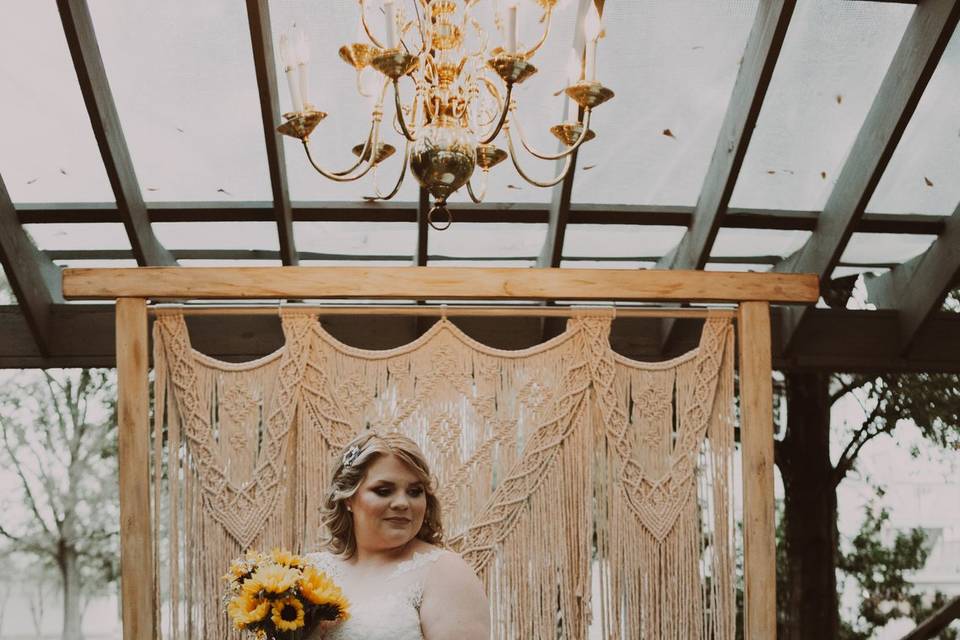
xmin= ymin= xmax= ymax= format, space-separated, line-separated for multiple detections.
xmin=315 ymin=603 xmax=342 ymax=620
xmin=281 ymin=604 xmax=299 ymax=621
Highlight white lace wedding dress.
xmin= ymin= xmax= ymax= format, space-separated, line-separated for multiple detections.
xmin=303 ymin=547 xmax=449 ymax=640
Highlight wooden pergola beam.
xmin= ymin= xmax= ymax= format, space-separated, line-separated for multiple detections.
xmin=659 ymin=0 xmax=796 ymax=272
xmin=16 ymin=202 xmax=949 ymax=235
xmin=56 ymin=0 xmax=175 ymax=267
xmin=773 ymin=0 xmax=960 ymax=350
xmin=865 ymin=201 xmax=960 ymax=353
xmin=62 ymin=266 xmax=818 ymax=303
xmin=0 ymin=178 xmax=63 ymax=356
xmin=5 ymin=304 xmax=960 ymax=372
xmin=245 ymin=0 xmax=298 ymax=266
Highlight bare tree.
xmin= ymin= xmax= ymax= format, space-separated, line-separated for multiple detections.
xmin=0 ymin=369 xmax=120 ymax=640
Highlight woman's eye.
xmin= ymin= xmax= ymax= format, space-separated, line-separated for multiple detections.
xmin=375 ymin=488 xmax=391 ymax=496
xmin=408 ymin=488 xmax=424 ymax=497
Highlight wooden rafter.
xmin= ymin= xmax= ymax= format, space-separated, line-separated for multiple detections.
xmin=0 ymin=177 xmax=63 ymax=356
xmin=659 ymin=0 xmax=796 ymax=272
xmin=773 ymin=0 xmax=960 ymax=350
xmin=865 ymin=201 xmax=960 ymax=353
xmin=415 ymin=188 xmax=429 ymax=266
xmin=537 ymin=0 xmax=595 ymax=269
xmin=245 ymin=0 xmax=298 ymax=266
xmin=56 ymin=0 xmax=175 ymax=267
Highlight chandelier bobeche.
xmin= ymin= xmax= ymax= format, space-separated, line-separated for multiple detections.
xmin=276 ymin=0 xmax=613 ymax=230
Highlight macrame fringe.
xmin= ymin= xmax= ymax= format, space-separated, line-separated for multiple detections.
xmin=150 ymin=314 xmax=738 ymax=639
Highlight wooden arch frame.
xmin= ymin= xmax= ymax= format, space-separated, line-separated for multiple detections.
xmin=63 ymin=266 xmax=819 ymax=640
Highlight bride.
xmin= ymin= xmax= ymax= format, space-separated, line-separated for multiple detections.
xmin=305 ymin=431 xmax=490 ymax=640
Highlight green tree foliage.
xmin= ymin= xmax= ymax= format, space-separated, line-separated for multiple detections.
xmin=838 ymin=495 xmax=957 ymax=640
xmin=776 ymin=371 xmax=960 ymax=639
xmin=0 ymin=369 xmax=119 ymax=640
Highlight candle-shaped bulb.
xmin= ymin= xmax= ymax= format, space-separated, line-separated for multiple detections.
xmin=583 ymin=4 xmax=602 ymax=80
xmin=384 ymin=0 xmax=397 ymax=49
xmin=294 ymin=27 xmax=311 ymax=107
xmin=280 ymin=32 xmax=304 ymax=112
xmin=564 ymin=49 xmax=581 ymax=117
xmin=584 ymin=3 xmax=602 ymax=41
xmin=506 ymin=3 xmax=519 ymax=54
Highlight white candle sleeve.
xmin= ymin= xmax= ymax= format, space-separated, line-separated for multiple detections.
xmin=506 ymin=5 xmax=518 ymax=54
xmin=384 ymin=1 xmax=397 ymax=48
xmin=285 ymin=68 xmax=304 ymax=113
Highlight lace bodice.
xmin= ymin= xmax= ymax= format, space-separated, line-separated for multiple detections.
xmin=303 ymin=547 xmax=448 ymax=640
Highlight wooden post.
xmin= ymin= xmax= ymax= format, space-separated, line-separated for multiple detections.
xmin=116 ymin=298 xmax=155 ymax=638
xmin=738 ymin=301 xmax=777 ymax=638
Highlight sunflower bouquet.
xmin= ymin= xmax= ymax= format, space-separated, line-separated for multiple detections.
xmin=223 ymin=548 xmax=349 ymax=639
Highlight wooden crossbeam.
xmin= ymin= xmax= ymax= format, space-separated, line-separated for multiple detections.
xmin=245 ymin=0 xmax=298 ymax=265
xmin=865 ymin=201 xmax=960 ymax=353
xmin=5 ymin=304 xmax=960 ymax=372
xmin=15 ymin=201 xmax=949 ymax=235
xmin=773 ymin=0 xmax=960 ymax=351
xmin=62 ymin=266 xmax=818 ymax=303
xmin=0 ymin=178 xmax=63 ymax=356
xmin=56 ymin=0 xmax=174 ymax=267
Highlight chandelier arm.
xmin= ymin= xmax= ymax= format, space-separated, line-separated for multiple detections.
xmin=358 ymin=0 xmax=386 ymax=49
xmin=329 ymin=121 xmax=377 ymax=177
xmin=505 ymin=126 xmax=574 ymax=188
xmin=466 ymin=176 xmax=487 ymax=203
xmin=301 ymin=123 xmax=381 ymax=183
xmin=393 ymin=80 xmax=419 ymax=142
xmin=522 ymin=6 xmax=553 ymax=59
xmin=368 ymin=141 xmax=413 ymax=200
xmin=510 ymin=106 xmax=592 ymax=160
xmin=479 ymin=83 xmax=514 ymax=145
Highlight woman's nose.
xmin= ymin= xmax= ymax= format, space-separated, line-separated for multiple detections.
xmin=390 ymin=495 xmax=410 ymax=510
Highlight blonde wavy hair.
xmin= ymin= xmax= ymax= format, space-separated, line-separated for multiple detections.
xmin=320 ymin=431 xmax=444 ymax=559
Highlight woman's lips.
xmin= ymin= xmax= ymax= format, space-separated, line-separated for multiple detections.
xmin=384 ymin=517 xmax=411 ymax=524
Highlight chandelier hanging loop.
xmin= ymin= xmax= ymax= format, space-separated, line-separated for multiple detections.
xmin=276 ymin=0 xmax=614 ymax=229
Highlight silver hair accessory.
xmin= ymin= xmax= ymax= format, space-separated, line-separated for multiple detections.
xmin=342 ymin=444 xmax=361 ymax=467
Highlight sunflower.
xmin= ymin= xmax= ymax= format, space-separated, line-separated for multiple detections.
xmin=250 ymin=564 xmax=300 ymax=595
xmin=226 ymin=592 xmax=270 ymax=628
xmin=271 ymin=547 xmax=306 ymax=568
xmin=298 ymin=566 xmax=350 ymax=620
xmin=271 ymin=596 xmax=306 ymax=631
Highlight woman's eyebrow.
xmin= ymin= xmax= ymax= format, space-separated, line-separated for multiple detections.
xmin=370 ymin=479 xmax=423 ymax=487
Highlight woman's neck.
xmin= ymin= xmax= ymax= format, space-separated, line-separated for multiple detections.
xmin=351 ymin=537 xmax=422 ymax=568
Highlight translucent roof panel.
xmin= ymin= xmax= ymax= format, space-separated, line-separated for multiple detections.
xmin=729 ymin=1 xmax=914 ymax=211
xmin=52 ymin=259 xmax=138 ymax=268
xmin=87 ymin=0 xmax=272 ymax=202
xmin=562 ymin=225 xmax=685 ymax=259
xmin=24 ymin=223 xmax=131 ymax=251
xmin=429 ymin=223 xmax=546 ymax=258
xmin=867 ymin=28 xmax=960 ymax=216
xmin=571 ymin=0 xmax=758 ymax=206
xmin=272 ymin=0 xmax=581 ymax=204
xmin=0 ymin=270 xmax=15 ymax=305
xmin=0 ymin=1 xmax=114 ymax=203
xmin=710 ymin=229 xmax=810 ymax=260
xmin=294 ymin=222 xmax=416 ymax=258
xmin=705 ymin=262 xmax=772 ymax=273
xmin=432 ymin=260 xmax=536 ymax=268
xmin=153 ymin=222 xmax=280 ymax=251
xmin=838 ymin=232 xmax=937 ymax=267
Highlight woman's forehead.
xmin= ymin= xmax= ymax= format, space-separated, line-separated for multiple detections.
xmin=363 ymin=453 xmax=422 ymax=483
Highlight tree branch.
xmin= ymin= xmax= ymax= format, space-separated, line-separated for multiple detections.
xmin=829 ymin=373 xmax=869 ymax=405
xmin=833 ymin=397 xmax=887 ymax=485
xmin=0 ymin=418 xmax=54 ymax=536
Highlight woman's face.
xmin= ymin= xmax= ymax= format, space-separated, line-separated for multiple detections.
xmin=347 ymin=453 xmax=427 ymax=552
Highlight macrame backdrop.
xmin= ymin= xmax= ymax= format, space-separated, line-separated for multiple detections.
xmin=150 ymin=311 xmax=737 ymax=640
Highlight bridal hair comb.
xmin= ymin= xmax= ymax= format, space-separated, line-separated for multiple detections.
xmin=342 ymin=445 xmax=361 ymax=467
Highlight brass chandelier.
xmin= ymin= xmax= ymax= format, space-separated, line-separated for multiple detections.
xmin=275 ymin=0 xmax=613 ymax=230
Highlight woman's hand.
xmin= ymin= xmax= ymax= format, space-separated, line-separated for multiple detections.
xmin=419 ymin=553 xmax=490 ymax=640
